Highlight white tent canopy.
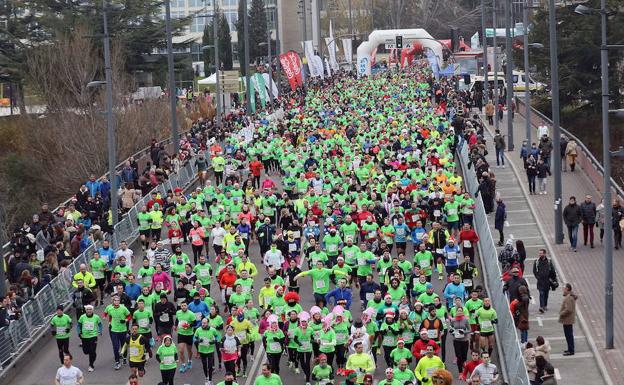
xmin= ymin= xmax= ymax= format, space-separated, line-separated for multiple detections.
xmin=197 ymin=72 xmax=217 ymax=85
xmin=356 ymin=29 xmax=443 ymax=77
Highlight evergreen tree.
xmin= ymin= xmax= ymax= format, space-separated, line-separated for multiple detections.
xmin=248 ymin=0 xmax=268 ymax=63
xmin=236 ymin=0 xmax=248 ymax=75
xmin=218 ymin=11 xmax=233 ymax=70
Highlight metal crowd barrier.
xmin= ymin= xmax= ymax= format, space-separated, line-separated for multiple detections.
xmin=0 ymin=160 xmax=199 ymax=374
xmin=457 ymin=142 xmax=531 ymax=385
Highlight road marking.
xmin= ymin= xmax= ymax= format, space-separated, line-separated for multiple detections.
xmin=537 ymin=316 xmax=543 ymax=326
xmin=244 ymin=343 xmax=266 ymax=385
xmin=506 ymin=209 xmax=530 ymax=213
xmin=555 ymin=368 xmax=562 ymax=380
xmin=531 ymin=296 xmax=536 ymax=305
xmin=531 ymin=316 xmax=559 ymax=324
xmin=545 ymin=335 xmax=586 ymax=341
xmin=506 ymin=222 xmax=537 ymax=226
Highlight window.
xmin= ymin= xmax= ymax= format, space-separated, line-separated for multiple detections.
xmin=224 ymin=11 xmax=237 ymax=31
xmin=174 ymin=0 xmax=186 ymax=8
xmin=188 ymin=0 xmax=204 ymax=7
xmin=512 ymin=75 xmax=519 ymax=83
xmin=191 ymin=17 xmax=207 ymax=32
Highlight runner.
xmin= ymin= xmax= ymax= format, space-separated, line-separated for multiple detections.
xmin=54 ymin=354 xmax=84 ymax=385
xmin=76 ymin=304 xmax=102 ymax=372
xmin=51 ymin=305 xmax=73 ymax=365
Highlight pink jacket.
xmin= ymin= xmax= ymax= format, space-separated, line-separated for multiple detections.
xmin=151 ymin=271 xmax=173 ymax=291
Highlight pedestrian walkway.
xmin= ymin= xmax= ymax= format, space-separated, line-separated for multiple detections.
xmin=480 ymin=111 xmax=622 ymax=385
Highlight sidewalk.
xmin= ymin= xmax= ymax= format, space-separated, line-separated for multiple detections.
xmin=479 ymin=112 xmax=621 ymax=385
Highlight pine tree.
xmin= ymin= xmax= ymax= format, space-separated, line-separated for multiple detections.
xmin=236 ymin=0 xmax=247 ymax=75
xmin=248 ymin=0 xmax=268 ymax=64
xmin=218 ymin=11 xmax=233 ymax=70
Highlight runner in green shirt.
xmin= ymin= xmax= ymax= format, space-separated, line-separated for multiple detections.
xmin=50 ymin=306 xmax=72 ymax=364
xmin=156 ymin=335 xmax=178 ymax=377
xmin=137 ymin=257 xmax=155 ymax=287
xmin=76 ymin=305 xmax=102 ymax=370
xmin=295 ymin=261 xmax=347 ymax=302
xmin=193 ymin=317 xmax=221 ymax=382
xmin=311 ymin=354 xmax=334 ymax=385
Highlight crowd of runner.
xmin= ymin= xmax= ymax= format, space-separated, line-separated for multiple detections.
xmin=41 ymin=63 xmax=512 ymax=385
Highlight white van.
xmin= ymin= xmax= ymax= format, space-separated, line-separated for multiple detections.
xmin=512 ymin=70 xmax=546 ymax=93
xmin=468 ymin=73 xmax=506 ymax=95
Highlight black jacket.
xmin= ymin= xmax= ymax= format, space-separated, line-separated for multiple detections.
xmin=579 ymin=201 xmax=597 ymax=224
xmin=533 ymin=257 xmax=556 ymax=291
xmin=563 ymin=203 xmax=582 ymax=227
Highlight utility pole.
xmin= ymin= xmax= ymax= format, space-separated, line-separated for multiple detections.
xmin=493 ymin=0 xmax=499 ymax=132
xmin=213 ymin=0 xmax=222 ymax=128
xmin=316 ymin=0 xmax=322 ymax=55
xmin=481 ymin=0 xmax=488 ymax=103
xmin=267 ymin=4 xmax=273 ymax=101
xmin=504 ymin=0 xmax=514 ymax=151
xmin=348 ymin=0 xmax=354 ymax=38
xmin=302 ymin=0 xmax=308 ymax=42
xmin=103 ymin=0 xmax=118 ymax=228
xmin=243 ymin=0 xmax=252 ymax=115
xmin=548 ymin=0 xmax=563 ymax=244
xmin=165 ymin=0 xmax=179 ymax=153
xmin=275 ymin=3 xmax=281 ymax=95
xmin=523 ymin=0 xmax=531 ymax=144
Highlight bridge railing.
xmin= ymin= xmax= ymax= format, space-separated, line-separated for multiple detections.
xmin=516 ymin=97 xmax=624 ymax=202
xmin=458 ymin=141 xmax=531 ymax=385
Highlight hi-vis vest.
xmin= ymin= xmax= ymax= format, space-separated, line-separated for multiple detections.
xmin=128 ymin=336 xmax=146 ymax=363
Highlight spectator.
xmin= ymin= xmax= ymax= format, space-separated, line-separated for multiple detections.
xmin=559 ymin=283 xmax=577 ymax=356
xmin=565 ymin=139 xmax=578 ymax=172
xmin=532 ymin=249 xmax=556 ymax=314
xmin=494 ymin=197 xmax=507 ymax=246
xmin=612 ymin=199 xmax=624 ymax=249
xmin=580 ymin=195 xmax=597 ymax=248
xmin=536 ymin=159 xmax=550 ymax=195
xmin=562 ymin=196 xmax=581 ymax=252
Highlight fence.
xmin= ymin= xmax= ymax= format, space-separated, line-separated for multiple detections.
xmin=457 ymin=141 xmax=530 ymax=385
xmin=0 ymin=160 xmax=199 ymax=374
xmin=516 ymin=97 xmax=624 ymax=202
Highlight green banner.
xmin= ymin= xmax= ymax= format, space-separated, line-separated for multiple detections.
xmin=254 ymin=73 xmax=267 ymax=109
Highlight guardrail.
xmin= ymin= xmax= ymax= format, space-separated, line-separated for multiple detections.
xmin=457 ymin=141 xmax=530 ymax=385
xmin=516 ymin=97 xmax=624 ymax=201
xmin=0 ymin=159 xmax=200 ymax=375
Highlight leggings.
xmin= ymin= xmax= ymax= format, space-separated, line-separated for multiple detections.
xmin=322 ymin=351 xmax=335 ymax=368
xmin=81 ymin=337 xmax=98 ymax=367
xmin=56 ymin=338 xmax=70 ymax=364
xmin=237 ymin=344 xmax=250 ymax=372
xmin=288 ymin=347 xmax=298 ymax=367
xmin=192 ymin=244 xmax=203 ymax=265
xmin=224 ymin=360 xmax=237 ymax=377
xmin=335 ymin=345 xmax=347 ymax=368
xmin=249 ymin=341 xmax=256 ymax=356
xmin=160 ymin=368 xmax=175 ymax=385
xmin=267 ymin=352 xmax=282 ymax=374
xmin=383 ymin=346 xmax=393 ymax=367
xmin=440 ymin=331 xmax=447 ymax=362
xmin=200 ymin=351 xmax=215 ymax=380
xmin=453 ymin=339 xmax=469 ymax=372
xmin=299 ymin=351 xmax=312 ymax=381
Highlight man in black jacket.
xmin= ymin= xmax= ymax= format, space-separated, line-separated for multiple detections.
xmin=580 ymin=195 xmax=597 ymax=248
xmin=503 ymin=267 xmax=529 ymax=302
xmin=562 ymin=196 xmax=582 ymax=252
xmin=532 ymin=249 xmax=556 ymax=314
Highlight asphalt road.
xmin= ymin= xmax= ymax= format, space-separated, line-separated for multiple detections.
xmin=4 ymin=173 xmax=491 ymax=385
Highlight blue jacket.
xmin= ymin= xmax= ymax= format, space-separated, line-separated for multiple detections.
xmin=125 ymin=283 xmax=142 ymax=301
xmin=443 ymin=282 xmax=466 ymax=304
xmin=325 ymin=287 xmax=353 ymax=309
xmin=495 ymin=202 xmax=507 ymax=230
xmin=85 ymin=180 xmax=101 ymax=198
xmin=99 ymin=246 xmax=115 ymax=267
xmin=188 ymin=300 xmax=210 ymax=327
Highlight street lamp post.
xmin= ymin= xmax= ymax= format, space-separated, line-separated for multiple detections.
xmin=265 ymin=6 xmax=274 ymax=102
xmin=493 ymin=1 xmax=499 ymax=132
xmin=504 ymin=0 xmax=514 ymax=151
xmin=212 ymin=0 xmax=222 ymax=128
xmin=523 ymin=0 xmax=531 ymax=144
xmin=164 ymin=0 xmax=179 ymax=154
xmin=481 ymin=0 xmax=488 ymax=102
xmin=548 ymin=0 xmax=563 ymax=244
xmin=87 ymin=0 xmax=118 ymax=229
xmin=243 ymin=0 xmax=252 ymax=115
xmin=274 ymin=4 xmax=281 ymax=96
xmin=575 ymin=1 xmax=624 ymax=351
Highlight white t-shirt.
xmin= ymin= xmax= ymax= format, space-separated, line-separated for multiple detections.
xmin=55 ymin=365 xmax=83 ymax=385
xmin=264 ymin=249 xmax=284 ymax=268
xmin=211 ymin=227 xmax=227 ymax=246
xmin=115 ymin=248 xmax=134 ymax=268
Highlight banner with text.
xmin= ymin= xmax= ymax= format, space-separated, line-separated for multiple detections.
xmin=280 ymin=50 xmax=303 ymax=91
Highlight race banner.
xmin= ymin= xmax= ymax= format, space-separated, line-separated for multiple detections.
xmin=342 ymin=38 xmax=352 ymax=64
xmin=280 ymin=50 xmax=303 ymax=91
xmin=261 ymin=72 xmax=278 ymax=99
xmin=304 ymin=40 xmax=322 ymax=78
xmin=254 ymin=72 xmax=267 ymax=108
xmin=325 ymin=20 xmax=339 ymax=71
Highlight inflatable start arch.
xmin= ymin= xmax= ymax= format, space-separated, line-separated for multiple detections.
xmin=356 ymin=29 xmax=443 ymax=77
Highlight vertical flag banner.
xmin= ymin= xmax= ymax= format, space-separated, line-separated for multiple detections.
xmin=280 ymin=50 xmax=303 ymax=91
xmin=326 ymin=20 xmax=339 ymax=70
xmin=342 ymin=38 xmax=352 ymax=64
xmin=261 ymin=72 xmax=278 ymax=98
xmin=253 ymin=73 xmax=267 ymax=108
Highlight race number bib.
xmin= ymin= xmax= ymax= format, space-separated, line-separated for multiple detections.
xmin=427 ymin=329 xmax=438 ymax=339
xmin=159 ymin=313 xmax=170 ymax=323
xmin=463 ymin=240 xmax=472 ymax=248
xmin=463 ymin=279 xmax=473 ymax=287
xmin=83 ymin=321 xmax=95 ymax=331
xmin=162 ymin=355 xmax=175 ymax=365
xmin=269 ymin=342 xmax=281 ymax=352
xmin=300 ymin=341 xmax=311 ymax=350
xmin=138 ymin=318 xmax=149 ymax=328
xmin=315 ymin=280 xmax=326 ymax=290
